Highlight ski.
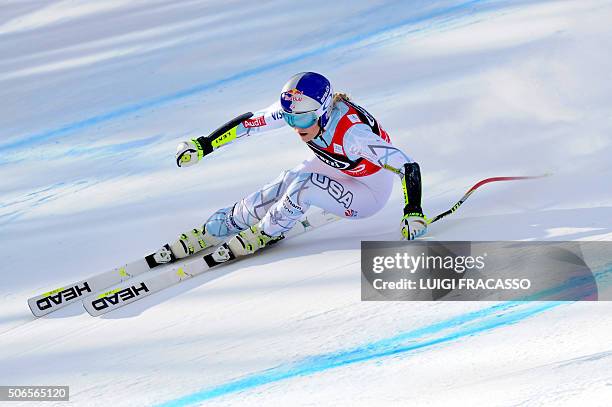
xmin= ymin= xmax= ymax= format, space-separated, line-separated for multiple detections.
xmin=83 ymin=209 xmax=340 ymax=316
xmin=28 ymin=242 xmax=190 ymax=317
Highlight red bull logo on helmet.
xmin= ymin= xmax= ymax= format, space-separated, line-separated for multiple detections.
xmin=282 ymin=88 xmax=303 ymax=102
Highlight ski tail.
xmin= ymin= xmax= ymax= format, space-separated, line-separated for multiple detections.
xmin=28 ymin=244 xmax=177 ymax=317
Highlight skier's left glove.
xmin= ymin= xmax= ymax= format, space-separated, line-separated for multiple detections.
xmin=399 ymin=161 xmax=427 ymax=240
xmin=401 ymin=212 xmax=428 ymax=240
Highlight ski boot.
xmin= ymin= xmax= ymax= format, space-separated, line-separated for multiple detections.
xmin=169 ymin=226 xmax=222 ymax=259
xmin=227 ymin=224 xmax=284 ymax=257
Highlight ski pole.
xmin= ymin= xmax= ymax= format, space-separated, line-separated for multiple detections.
xmin=427 ymin=175 xmax=549 ymax=225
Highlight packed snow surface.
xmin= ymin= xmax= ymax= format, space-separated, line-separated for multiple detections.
xmin=1 ymin=1 xmax=611 ymax=405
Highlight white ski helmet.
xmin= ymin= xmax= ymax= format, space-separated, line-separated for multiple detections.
xmin=280 ymin=72 xmax=333 ymax=129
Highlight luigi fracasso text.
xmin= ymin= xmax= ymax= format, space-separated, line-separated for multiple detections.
xmin=369 ymin=252 xmax=532 ymax=291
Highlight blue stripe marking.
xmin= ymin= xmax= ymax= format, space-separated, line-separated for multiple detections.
xmin=1 ymin=0 xmax=498 ymax=155
xmin=156 ymin=302 xmax=558 ymax=406
xmin=156 ymin=264 xmax=611 ymax=406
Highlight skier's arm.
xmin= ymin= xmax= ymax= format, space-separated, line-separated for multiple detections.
xmin=344 ymin=126 xmax=427 ymax=239
xmin=176 ymin=102 xmax=287 ymax=167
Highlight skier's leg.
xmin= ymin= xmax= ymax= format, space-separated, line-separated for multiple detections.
xmin=229 ymin=169 xmax=394 ymax=255
xmin=169 ymin=163 xmax=307 ymax=259
xmin=205 ymin=162 xmax=313 ymax=236
xmin=261 ymin=171 xmax=392 ymax=236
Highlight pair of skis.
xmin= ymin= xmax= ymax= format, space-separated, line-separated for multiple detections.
xmin=28 ymin=209 xmax=339 ymax=317
xmin=27 ymin=174 xmax=546 ymax=317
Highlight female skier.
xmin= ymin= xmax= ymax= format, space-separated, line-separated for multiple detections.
xmin=173 ymin=72 xmax=427 ymax=258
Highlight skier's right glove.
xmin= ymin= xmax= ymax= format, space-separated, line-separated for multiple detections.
xmin=176 ymin=112 xmax=254 ymax=168
xmin=176 ymin=139 xmax=210 ymax=167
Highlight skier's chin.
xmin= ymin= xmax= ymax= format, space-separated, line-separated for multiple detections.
xmin=295 ymin=126 xmax=319 ymax=142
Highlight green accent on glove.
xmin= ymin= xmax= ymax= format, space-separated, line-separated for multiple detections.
xmin=401 ymin=224 xmax=409 ymax=239
xmin=180 ymin=154 xmax=192 ymax=164
xmin=402 ymin=212 xmax=427 ymax=221
xmin=191 ymin=138 xmax=204 ymax=161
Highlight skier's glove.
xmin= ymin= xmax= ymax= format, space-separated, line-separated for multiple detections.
xmin=176 ymin=112 xmax=253 ymax=167
xmin=399 ymin=161 xmax=426 ymax=240
xmin=176 ymin=138 xmax=210 ymax=167
xmin=401 ymin=212 xmax=428 ymax=240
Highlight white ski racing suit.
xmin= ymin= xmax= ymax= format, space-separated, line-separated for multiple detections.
xmin=202 ymin=98 xmax=416 ymax=238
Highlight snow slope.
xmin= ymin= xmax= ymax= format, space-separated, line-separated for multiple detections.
xmin=1 ymin=0 xmax=611 ymax=405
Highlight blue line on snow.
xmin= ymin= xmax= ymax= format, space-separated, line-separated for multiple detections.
xmin=1 ymin=0 xmax=497 ymax=155
xmin=157 ymin=263 xmax=611 ymax=406
xmin=157 ymin=302 xmax=558 ymax=406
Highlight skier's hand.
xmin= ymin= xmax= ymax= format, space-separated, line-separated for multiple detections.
xmin=176 ymin=140 xmax=202 ymax=167
xmin=401 ymin=212 xmax=428 ymax=240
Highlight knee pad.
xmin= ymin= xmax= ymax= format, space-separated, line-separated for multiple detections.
xmin=203 ymin=205 xmax=243 ymax=237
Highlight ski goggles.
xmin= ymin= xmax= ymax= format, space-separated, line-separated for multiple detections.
xmin=283 ymin=110 xmax=319 ymax=129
